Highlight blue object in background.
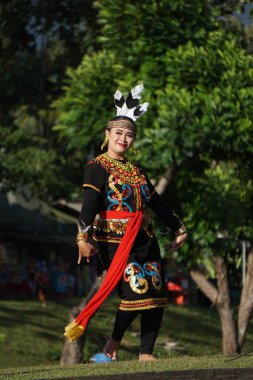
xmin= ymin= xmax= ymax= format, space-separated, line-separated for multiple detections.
xmin=90 ymin=352 xmax=113 ymax=363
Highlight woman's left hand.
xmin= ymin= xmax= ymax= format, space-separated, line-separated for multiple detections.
xmin=168 ymin=233 xmax=188 ymax=252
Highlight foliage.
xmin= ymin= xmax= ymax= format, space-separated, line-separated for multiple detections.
xmin=96 ymin=0 xmax=219 ymax=65
xmin=2 ymin=0 xmax=253 ymax=360
xmin=134 ymin=30 xmax=253 ymax=174
xmin=54 ymin=51 xmax=125 ymax=154
xmin=177 ymin=161 xmax=253 ymax=262
xmin=54 ymin=0 xmax=227 ymax=160
xmin=0 ymin=125 xmax=57 ymax=197
xmin=144 ymin=30 xmax=253 ymax=274
xmin=211 ymin=0 xmax=246 ymax=16
xmin=0 ymin=0 xmax=99 ymax=198
xmin=54 ymin=4 xmax=253 ymax=269
xmin=2 ymin=0 xmax=253 ymax=258
xmin=0 ymin=0 xmax=98 ymax=117
xmin=55 ymin=26 xmax=253 ymax=188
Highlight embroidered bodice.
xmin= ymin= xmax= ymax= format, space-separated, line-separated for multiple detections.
xmin=83 ymin=153 xmax=154 ymax=213
xmin=82 ymin=153 xmax=154 ymax=243
xmin=80 ymin=153 xmax=183 ymax=244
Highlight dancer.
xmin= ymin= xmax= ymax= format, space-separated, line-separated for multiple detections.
xmin=64 ymin=84 xmax=187 ymax=361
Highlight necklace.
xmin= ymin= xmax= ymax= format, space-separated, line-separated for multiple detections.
xmin=104 ymin=153 xmax=135 ymax=173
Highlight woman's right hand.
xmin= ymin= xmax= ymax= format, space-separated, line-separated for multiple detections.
xmin=77 ymin=240 xmax=97 ymax=264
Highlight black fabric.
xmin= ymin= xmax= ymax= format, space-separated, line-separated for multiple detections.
xmin=79 ymin=188 xmax=101 ymax=227
xmin=111 ymin=308 xmax=164 ymax=354
xmin=80 ymin=159 xmax=182 ymax=233
xmin=77 ymin=155 xmax=184 ymax=354
xmin=148 ymin=192 xmax=183 ymax=232
xmin=79 ymin=183 xmax=182 ymax=233
xmin=138 ymin=166 xmax=156 ymax=195
xmin=112 ymin=309 xmax=138 ymax=342
xmin=82 ymin=162 xmax=105 ymax=193
xmin=140 ymin=308 xmax=164 ymax=354
xmin=140 ymin=168 xmax=182 ymax=233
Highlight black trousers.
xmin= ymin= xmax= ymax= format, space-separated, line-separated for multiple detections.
xmin=111 ymin=307 xmax=164 ymax=354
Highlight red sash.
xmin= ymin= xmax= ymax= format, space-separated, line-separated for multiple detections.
xmin=64 ymin=210 xmax=143 ymax=342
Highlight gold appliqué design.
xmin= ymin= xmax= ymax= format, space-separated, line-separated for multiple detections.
xmin=124 ymin=263 xmax=148 ymax=294
xmin=119 ymin=297 xmax=168 ymax=311
xmin=93 ymin=154 xmax=147 ymax=185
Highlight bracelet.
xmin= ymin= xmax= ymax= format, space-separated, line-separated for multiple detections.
xmin=175 ymin=225 xmax=187 ymax=237
xmin=76 ymin=231 xmax=88 ymax=244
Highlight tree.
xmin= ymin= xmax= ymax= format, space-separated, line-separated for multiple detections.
xmin=0 ymin=125 xmax=58 ymax=197
xmin=0 ymin=0 xmax=99 ymax=198
xmin=54 ymin=51 xmax=125 ymax=154
xmin=150 ymin=30 xmax=253 ymax=355
xmin=178 ymin=160 xmax=253 ymax=354
xmin=55 ymin=14 xmax=253 ymax=357
xmin=96 ymin=0 xmax=219 ymax=64
xmin=0 ymin=0 xmax=98 ymax=118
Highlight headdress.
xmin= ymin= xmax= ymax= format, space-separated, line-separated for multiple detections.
xmin=107 ymin=84 xmax=149 ymax=134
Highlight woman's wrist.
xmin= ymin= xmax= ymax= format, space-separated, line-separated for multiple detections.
xmin=76 ymin=231 xmax=88 ymax=244
xmin=77 ymin=239 xmax=89 ymax=245
xmin=175 ymin=225 xmax=187 ymax=237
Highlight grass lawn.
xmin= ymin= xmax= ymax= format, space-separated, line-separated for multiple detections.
xmin=1 ymin=356 xmax=253 ymax=380
xmin=0 ymin=296 xmax=253 ymax=378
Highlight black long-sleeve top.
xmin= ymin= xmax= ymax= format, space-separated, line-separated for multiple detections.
xmin=79 ymin=153 xmax=183 ymax=240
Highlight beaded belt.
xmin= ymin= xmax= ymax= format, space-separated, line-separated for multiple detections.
xmin=93 ymin=214 xmax=153 ymax=238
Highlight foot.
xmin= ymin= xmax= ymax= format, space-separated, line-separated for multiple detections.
xmin=103 ymin=338 xmax=120 ymax=361
xmin=139 ymin=354 xmax=158 ymax=361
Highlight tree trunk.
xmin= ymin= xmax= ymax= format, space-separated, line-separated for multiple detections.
xmin=60 ymin=278 xmax=101 ymax=365
xmin=190 ymin=266 xmax=218 ymax=304
xmin=213 ymin=256 xmax=237 ymax=356
xmin=237 ymin=249 xmax=253 ymax=351
xmin=190 ymin=258 xmax=237 ymax=356
xmin=155 ymin=167 xmax=173 ymax=195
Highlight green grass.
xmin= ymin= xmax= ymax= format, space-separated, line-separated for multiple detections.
xmin=1 ymin=356 xmax=253 ymax=380
xmin=0 ymin=296 xmax=253 ymax=378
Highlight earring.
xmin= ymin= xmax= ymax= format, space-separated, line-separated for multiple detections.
xmin=101 ymin=136 xmax=108 ymax=151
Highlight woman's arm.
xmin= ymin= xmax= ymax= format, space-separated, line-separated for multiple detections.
xmin=77 ymin=188 xmax=101 ymax=264
xmin=77 ymin=161 xmax=105 ymax=263
xmin=147 ymin=192 xmax=187 ymax=250
xmin=79 ymin=188 xmax=101 ymax=227
xmin=148 ymin=192 xmax=184 ymax=233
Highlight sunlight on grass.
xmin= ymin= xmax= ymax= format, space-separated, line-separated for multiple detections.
xmin=1 ymin=356 xmax=253 ymax=380
xmin=0 ymin=296 xmax=253 ymax=374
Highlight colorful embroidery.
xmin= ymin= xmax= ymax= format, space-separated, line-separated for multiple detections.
xmin=141 ymin=184 xmax=152 ymax=202
xmin=93 ymin=218 xmax=130 ymax=235
xmin=93 ymin=154 xmax=147 ymax=185
xmin=88 ymin=154 xmax=153 ymax=213
xmin=107 ymin=175 xmax=133 ymax=211
xmin=122 ymin=184 xmax=133 ymax=211
xmin=107 ymin=174 xmax=123 ymax=211
xmin=119 ymin=297 xmax=168 ymax=311
xmin=88 ymin=153 xmax=154 ymax=247
xmin=143 ymin=262 xmax=162 ymax=290
xmin=124 ymin=262 xmax=148 ymax=294
xmin=93 ymin=217 xmax=153 ymax=243
xmin=124 ymin=261 xmax=162 ymax=294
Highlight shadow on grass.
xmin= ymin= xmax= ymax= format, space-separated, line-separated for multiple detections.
xmin=164 ymin=306 xmax=221 ymax=335
xmin=158 ymin=305 xmax=222 ymax=355
xmin=0 ymin=301 xmax=70 ymax=344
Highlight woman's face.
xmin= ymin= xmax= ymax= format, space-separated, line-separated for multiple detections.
xmin=106 ymin=127 xmax=135 ymax=158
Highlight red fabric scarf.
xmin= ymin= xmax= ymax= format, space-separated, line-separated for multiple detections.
xmin=64 ymin=210 xmax=143 ymax=342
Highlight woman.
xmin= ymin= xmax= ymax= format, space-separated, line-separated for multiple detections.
xmin=64 ymin=84 xmax=187 ymax=361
